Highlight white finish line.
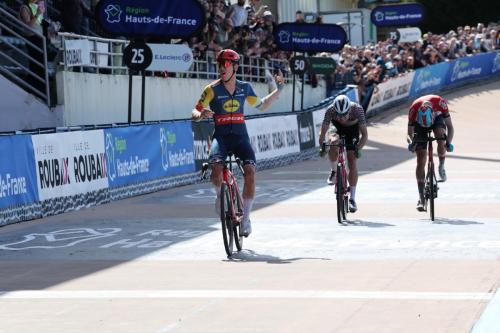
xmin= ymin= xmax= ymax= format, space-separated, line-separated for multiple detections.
xmin=0 ymin=290 xmax=493 ymax=300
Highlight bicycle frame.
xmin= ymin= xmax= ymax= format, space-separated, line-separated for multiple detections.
xmin=322 ymin=136 xmax=349 ymax=222
xmin=222 ymin=156 xmax=244 ymax=223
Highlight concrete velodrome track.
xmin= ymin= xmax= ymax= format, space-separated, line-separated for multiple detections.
xmin=1 ymin=81 xmax=500 ymax=333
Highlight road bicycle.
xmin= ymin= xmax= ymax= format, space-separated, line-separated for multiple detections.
xmin=321 ymin=136 xmax=350 ymax=224
xmin=411 ymin=133 xmax=447 ymax=221
xmin=201 ymin=153 xmax=244 ymax=257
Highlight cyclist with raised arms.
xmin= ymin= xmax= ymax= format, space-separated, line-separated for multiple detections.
xmin=192 ymin=49 xmax=284 ymax=237
xmin=318 ymin=95 xmax=368 ymax=213
xmin=407 ymin=94 xmax=455 ymax=211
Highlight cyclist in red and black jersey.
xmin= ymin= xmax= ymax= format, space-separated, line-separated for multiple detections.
xmin=192 ymin=49 xmax=284 ymax=237
xmin=407 ymin=94 xmax=455 ymax=211
xmin=318 ymin=95 xmax=368 ymax=213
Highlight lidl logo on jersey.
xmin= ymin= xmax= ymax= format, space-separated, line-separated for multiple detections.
xmin=223 ymin=100 xmax=240 ymax=113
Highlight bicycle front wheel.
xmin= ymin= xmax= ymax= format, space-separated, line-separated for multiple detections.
xmin=220 ymin=183 xmax=234 ymax=257
xmin=336 ymin=164 xmax=344 ymax=223
xmin=233 ymin=185 xmax=244 ymax=252
xmin=428 ymin=165 xmax=435 ymax=221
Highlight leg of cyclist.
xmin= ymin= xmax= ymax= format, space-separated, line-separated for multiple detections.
xmin=235 ymin=136 xmax=257 ymax=237
xmin=433 ymin=117 xmax=447 ymax=182
xmin=208 ymin=137 xmax=227 ymax=216
xmin=416 ymin=147 xmax=427 ymax=211
xmin=327 ymin=145 xmax=339 ymax=185
xmin=346 ymin=150 xmax=358 ymax=212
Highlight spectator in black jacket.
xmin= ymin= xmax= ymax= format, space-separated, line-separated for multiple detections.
xmin=57 ymin=0 xmax=92 ymax=34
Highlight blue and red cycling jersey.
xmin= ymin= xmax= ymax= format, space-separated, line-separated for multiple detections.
xmin=195 ymin=79 xmax=262 ymax=137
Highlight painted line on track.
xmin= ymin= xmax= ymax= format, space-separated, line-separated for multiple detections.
xmin=0 ymin=290 xmax=494 ymax=300
xmin=470 ymin=288 xmax=500 ymax=333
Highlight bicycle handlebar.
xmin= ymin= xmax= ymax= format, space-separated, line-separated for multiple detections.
xmin=411 ymin=136 xmax=447 ymax=144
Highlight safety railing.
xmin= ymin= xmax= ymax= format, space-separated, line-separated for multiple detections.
xmin=57 ymin=32 xmax=292 ymax=83
xmin=0 ymin=5 xmax=51 ymax=106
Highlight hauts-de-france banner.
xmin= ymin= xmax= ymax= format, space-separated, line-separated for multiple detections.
xmin=371 ymin=3 xmax=424 ymax=27
xmin=0 ymin=135 xmax=39 ymax=209
xmin=274 ymin=23 xmax=347 ymax=53
xmin=95 ymin=0 xmax=206 ymax=40
xmin=105 ymin=122 xmax=195 ymax=187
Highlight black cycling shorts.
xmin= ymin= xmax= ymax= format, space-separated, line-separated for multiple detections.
xmin=414 ymin=115 xmax=446 ymax=150
xmin=332 ymin=120 xmax=360 ymax=151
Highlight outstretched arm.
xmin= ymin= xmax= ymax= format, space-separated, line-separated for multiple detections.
xmin=256 ymin=70 xmax=285 ymax=112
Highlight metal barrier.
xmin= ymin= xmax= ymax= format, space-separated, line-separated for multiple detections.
xmin=57 ymin=32 xmax=292 ymax=83
xmin=0 ymin=5 xmax=51 ymax=106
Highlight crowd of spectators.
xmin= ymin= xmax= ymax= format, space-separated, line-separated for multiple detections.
xmin=5 ymin=0 xmax=500 ymax=105
xmin=326 ymin=22 xmax=500 ymax=109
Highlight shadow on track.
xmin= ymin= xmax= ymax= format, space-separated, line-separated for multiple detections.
xmin=227 ymin=249 xmax=331 ymax=264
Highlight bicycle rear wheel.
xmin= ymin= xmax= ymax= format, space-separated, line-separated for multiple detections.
xmin=336 ymin=165 xmax=344 ymax=223
xmin=232 ymin=185 xmax=244 ymax=251
xmin=220 ymin=183 xmax=234 ymax=257
xmin=427 ymin=165 xmax=435 ymax=221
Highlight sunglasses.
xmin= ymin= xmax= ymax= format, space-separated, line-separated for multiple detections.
xmin=217 ymin=60 xmax=234 ymax=69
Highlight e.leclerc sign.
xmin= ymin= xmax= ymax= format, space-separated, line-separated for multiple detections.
xmin=95 ymin=0 xmax=206 ymax=40
xmin=371 ymin=3 xmax=424 ymax=27
xmin=274 ymin=23 xmax=347 ymax=53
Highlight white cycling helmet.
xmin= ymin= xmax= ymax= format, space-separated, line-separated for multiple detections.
xmin=332 ymin=95 xmax=351 ymax=115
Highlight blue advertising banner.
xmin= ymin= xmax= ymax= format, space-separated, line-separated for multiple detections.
xmin=410 ymin=62 xmax=450 ymax=97
xmin=274 ymin=23 xmax=347 ymax=53
xmin=371 ymin=3 xmax=424 ymax=27
xmin=490 ymin=52 xmax=500 ymax=76
xmin=95 ymin=0 xmax=206 ymax=40
xmin=105 ymin=121 xmax=195 ymax=187
xmin=444 ymin=53 xmax=495 ymax=86
xmin=0 ymin=135 xmax=38 ymax=209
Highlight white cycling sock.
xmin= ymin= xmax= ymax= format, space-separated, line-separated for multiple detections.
xmin=214 ymin=186 xmax=221 ymax=198
xmin=243 ymin=198 xmax=254 ymax=222
xmin=350 ymin=186 xmax=357 ymax=201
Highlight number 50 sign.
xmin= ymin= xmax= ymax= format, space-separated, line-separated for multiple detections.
xmin=290 ymin=56 xmax=308 ymax=75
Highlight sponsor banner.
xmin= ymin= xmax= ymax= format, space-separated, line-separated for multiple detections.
xmin=274 ymin=23 xmax=347 ymax=53
xmin=147 ymin=44 xmax=193 ymax=72
xmin=345 ymin=85 xmax=360 ymax=104
xmin=297 ymin=112 xmax=315 ymax=151
xmin=0 ymin=135 xmax=39 ymax=209
xmin=308 ymin=57 xmax=337 ymax=75
xmin=410 ymin=62 xmax=450 ymax=97
xmin=95 ymin=0 xmax=206 ymax=40
xmin=246 ymin=116 xmax=300 ymax=160
xmin=371 ymin=3 xmax=425 ymax=27
xmin=32 ymin=131 xmax=108 ymax=201
xmin=105 ymin=122 xmax=195 ymax=187
xmin=64 ymin=39 xmax=91 ymax=67
xmin=492 ymin=52 xmax=500 ymax=75
xmin=312 ymin=108 xmax=327 ymax=148
xmin=367 ymin=71 xmax=415 ymax=114
xmin=192 ymin=121 xmax=214 ymax=170
xmin=157 ymin=121 xmax=195 ymax=177
xmin=391 ymin=27 xmax=422 ymax=44
xmin=445 ymin=53 xmax=495 ymax=85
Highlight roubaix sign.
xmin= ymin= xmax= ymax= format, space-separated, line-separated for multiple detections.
xmin=371 ymin=3 xmax=424 ymax=27
xmin=95 ymin=0 xmax=206 ymax=40
xmin=274 ymin=23 xmax=347 ymax=53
